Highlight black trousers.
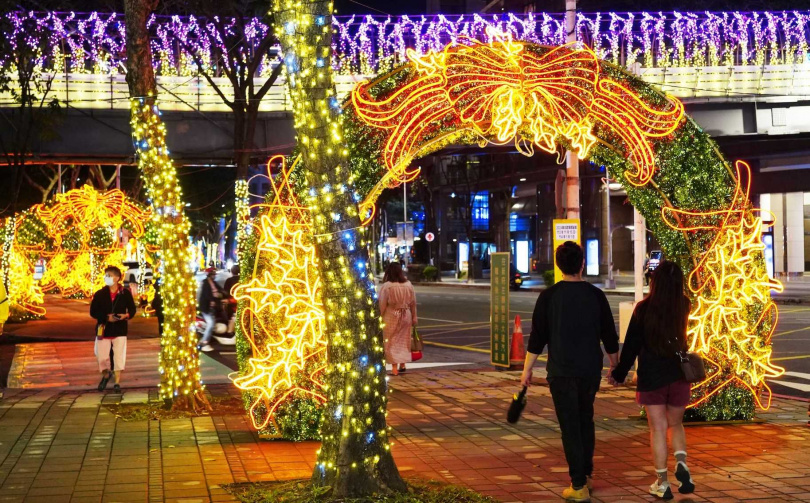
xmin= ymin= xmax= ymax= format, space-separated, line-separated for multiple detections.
xmin=548 ymin=375 xmax=601 ymax=488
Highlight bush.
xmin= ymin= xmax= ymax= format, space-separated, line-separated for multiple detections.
xmin=223 ymin=479 xmax=497 ymax=503
xmin=542 ymin=270 xmax=555 ymax=287
xmin=422 ymin=265 xmax=438 ymax=281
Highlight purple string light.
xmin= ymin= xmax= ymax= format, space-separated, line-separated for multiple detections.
xmin=2 ymin=11 xmax=809 ymax=77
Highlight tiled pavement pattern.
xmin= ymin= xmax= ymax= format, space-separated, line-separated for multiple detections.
xmin=6 ymin=340 xmax=233 ymax=390
xmin=0 ymin=371 xmax=808 ymax=503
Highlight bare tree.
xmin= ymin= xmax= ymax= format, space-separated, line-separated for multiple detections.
xmin=165 ymin=0 xmax=283 ymax=252
xmin=0 ymin=7 xmax=61 ymax=214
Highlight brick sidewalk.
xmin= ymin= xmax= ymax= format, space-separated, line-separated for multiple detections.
xmin=0 ymin=371 xmax=808 ymax=503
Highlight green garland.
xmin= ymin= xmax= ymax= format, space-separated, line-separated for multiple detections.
xmin=342 ymin=44 xmax=774 ymax=421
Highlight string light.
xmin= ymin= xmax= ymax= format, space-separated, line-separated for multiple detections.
xmin=231 ymin=156 xmax=327 ymax=436
xmin=662 ymin=161 xmax=784 ymax=410
xmin=345 ymin=33 xmax=780 ymax=420
xmin=351 ymin=29 xmax=683 ymax=222
xmin=272 ymin=0 xmax=404 ymax=490
xmin=130 ymin=95 xmax=209 ymax=411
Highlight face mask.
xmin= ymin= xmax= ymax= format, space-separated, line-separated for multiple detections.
xmin=104 ymin=276 xmax=115 ymax=287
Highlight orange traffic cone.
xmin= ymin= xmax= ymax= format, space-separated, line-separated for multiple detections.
xmin=509 ymin=315 xmax=526 ymax=370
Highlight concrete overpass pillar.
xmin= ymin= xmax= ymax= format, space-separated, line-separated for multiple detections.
xmin=770 ymin=192 xmax=805 ymax=277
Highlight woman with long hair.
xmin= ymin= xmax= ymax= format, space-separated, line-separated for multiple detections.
xmin=378 ymin=262 xmax=418 ymax=376
xmin=610 ymin=261 xmax=696 ymax=500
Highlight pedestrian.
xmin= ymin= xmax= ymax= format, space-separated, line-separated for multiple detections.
xmin=197 ymin=267 xmax=222 ymax=352
xmin=378 ymin=261 xmax=417 ymax=376
xmin=90 ymin=266 xmax=136 ymax=393
xmin=610 ymin=261 xmax=695 ymax=500
xmin=520 ymin=241 xmax=619 ymax=502
xmin=0 ymin=271 xmax=9 ymax=334
xmin=151 ymin=280 xmax=164 ymax=337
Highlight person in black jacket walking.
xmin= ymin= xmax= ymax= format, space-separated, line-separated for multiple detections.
xmin=197 ymin=267 xmax=222 ymax=352
xmin=90 ymin=266 xmax=136 ymax=393
xmin=610 ymin=261 xmax=695 ymax=500
xmin=520 ymin=241 xmax=619 ymax=502
xmin=151 ymin=281 xmax=164 ymax=337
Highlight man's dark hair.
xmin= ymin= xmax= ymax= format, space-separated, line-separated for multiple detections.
xmin=555 ymin=241 xmax=583 ymax=275
xmin=104 ymin=266 xmax=122 ymax=279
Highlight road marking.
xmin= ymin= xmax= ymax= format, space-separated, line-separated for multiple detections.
xmin=423 ymin=341 xmax=490 ymax=354
xmin=784 ymin=371 xmax=810 ymax=380
xmin=419 ymin=317 xmax=464 ymax=324
xmin=772 ymin=354 xmax=810 ymax=361
xmin=771 ymin=380 xmax=810 ymax=392
xmin=387 ymin=362 xmax=473 ymax=369
xmin=419 ymin=321 xmax=489 ymax=329
xmin=421 ymin=324 xmax=490 ymax=337
xmin=773 ymin=325 xmax=810 ymax=337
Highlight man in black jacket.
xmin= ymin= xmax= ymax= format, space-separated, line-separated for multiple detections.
xmin=520 ymin=241 xmax=619 ymax=502
xmin=90 ymin=266 xmax=136 ymax=393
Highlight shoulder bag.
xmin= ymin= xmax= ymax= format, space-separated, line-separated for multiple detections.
xmin=677 ymin=350 xmax=706 ymax=383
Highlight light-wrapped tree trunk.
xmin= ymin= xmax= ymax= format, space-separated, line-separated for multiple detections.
xmin=124 ymin=0 xmax=209 ymax=411
xmin=272 ymin=0 xmax=405 ymax=496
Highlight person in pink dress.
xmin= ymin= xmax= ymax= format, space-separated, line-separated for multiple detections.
xmin=378 ymin=262 xmax=418 ymax=376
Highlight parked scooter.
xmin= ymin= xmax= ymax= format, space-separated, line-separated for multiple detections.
xmin=510 ymin=264 xmax=525 ymax=291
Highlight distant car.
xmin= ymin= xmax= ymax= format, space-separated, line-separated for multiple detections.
xmin=123 ymin=261 xmax=154 ymax=286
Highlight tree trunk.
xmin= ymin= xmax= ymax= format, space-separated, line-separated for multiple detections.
xmin=124 ymin=0 xmax=210 ymax=411
xmin=272 ymin=0 xmax=405 ymax=497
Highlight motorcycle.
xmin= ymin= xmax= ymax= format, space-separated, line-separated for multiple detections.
xmin=510 ymin=271 xmax=524 ymax=291
xmin=195 ymin=298 xmax=236 ymax=345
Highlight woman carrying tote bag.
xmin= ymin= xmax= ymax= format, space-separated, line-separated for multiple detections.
xmin=610 ymin=261 xmax=696 ymax=500
xmin=378 ymin=262 xmax=418 ymax=376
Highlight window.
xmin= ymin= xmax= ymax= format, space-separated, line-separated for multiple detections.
xmin=472 ymin=192 xmax=489 ymax=231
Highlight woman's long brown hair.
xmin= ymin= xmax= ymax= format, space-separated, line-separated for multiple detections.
xmin=640 ymin=260 xmax=690 ymax=357
xmin=383 ymin=262 xmax=407 ymax=283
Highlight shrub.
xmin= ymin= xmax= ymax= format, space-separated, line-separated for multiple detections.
xmin=542 ymin=270 xmax=555 ymax=287
xmin=422 ymin=265 xmax=438 ymax=281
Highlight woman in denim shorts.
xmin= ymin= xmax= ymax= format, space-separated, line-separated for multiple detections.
xmin=610 ymin=261 xmax=695 ymax=500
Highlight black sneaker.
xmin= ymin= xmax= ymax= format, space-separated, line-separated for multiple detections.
xmin=675 ymin=462 xmax=695 ymax=494
xmin=113 ymin=384 xmax=121 ymax=393
xmin=98 ymin=374 xmax=110 ymax=392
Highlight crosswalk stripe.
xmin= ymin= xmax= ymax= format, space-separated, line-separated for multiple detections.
xmin=772 ymin=380 xmax=810 ymax=392
xmin=784 ymin=371 xmax=810 ymax=380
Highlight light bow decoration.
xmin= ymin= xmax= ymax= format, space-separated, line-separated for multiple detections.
xmin=231 ymin=156 xmax=327 ymax=438
xmin=663 ymin=161 xmax=784 ymax=410
xmin=351 ymin=28 xmax=684 ymax=223
xmin=345 ymin=32 xmax=783 ymax=419
xmin=0 ymin=186 xmax=152 ymax=318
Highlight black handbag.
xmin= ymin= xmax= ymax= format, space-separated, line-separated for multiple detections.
xmin=507 ymin=386 xmax=528 ymax=424
xmin=677 ymin=351 xmax=706 ymax=383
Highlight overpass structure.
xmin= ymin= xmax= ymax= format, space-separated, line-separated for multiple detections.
xmin=2 ymin=11 xmax=810 ymax=166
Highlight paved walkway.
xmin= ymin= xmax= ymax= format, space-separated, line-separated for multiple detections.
xmin=0 ymin=370 xmax=808 ymax=503
xmin=6 ymin=339 xmax=234 ymax=390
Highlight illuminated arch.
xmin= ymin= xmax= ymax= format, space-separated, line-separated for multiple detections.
xmin=344 ymin=30 xmax=782 ymax=420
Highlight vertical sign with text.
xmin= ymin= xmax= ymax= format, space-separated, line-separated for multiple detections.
xmin=553 ymin=219 xmax=581 ymax=283
xmin=490 ymin=252 xmax=510 ymax=368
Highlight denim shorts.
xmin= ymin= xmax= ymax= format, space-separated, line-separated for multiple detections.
xmin=636 ymin=379 xmax=691 ymax=407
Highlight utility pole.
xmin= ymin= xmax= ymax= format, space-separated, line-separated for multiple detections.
xmin=564 ymin=0 xmax=579 ymax=221
xmin=602 ymin=178 xmax=615 ymax=289
xmin=634 ymin=208 xmax=646 ymax=302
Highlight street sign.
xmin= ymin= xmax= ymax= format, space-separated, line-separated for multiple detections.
xmin=552 ymin=219 xmax=581 ymax=283
xmin=490 ymin=252 xmax=510 ymax=368
xmin=425 ymin=232 xmax=435 ymax=242
xmin=396 ymin=221 xmax=414 ymax=247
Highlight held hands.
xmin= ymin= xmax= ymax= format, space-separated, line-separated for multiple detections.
xmin=520 ymin=368 xmax=533 ymax=388
xmin=607 ymin=365 xmax=624 ymax=387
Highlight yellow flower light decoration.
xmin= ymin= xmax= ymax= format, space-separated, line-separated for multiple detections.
xmin=231 ymin=156 xmax=327 ymax=433
xmin=351 ymin=27 xmax=684 ymax=223
xmin=663 ymin=161 xmax=784 ymax=410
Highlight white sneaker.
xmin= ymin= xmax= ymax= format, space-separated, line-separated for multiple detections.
xmin=649 ymin=480 xmax=673 ymax=500
xmin=198 ymin=343 xmax=214 ymax=352
xmin=675 ymin=462 xmax=695 ymax=494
